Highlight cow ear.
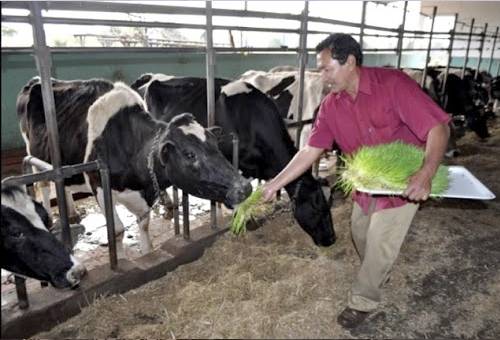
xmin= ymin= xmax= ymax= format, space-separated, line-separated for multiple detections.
xmin=207 ymin=126 xmax=224 ymax=141
xmin=159 ymin=141 xmax=175 ymax=166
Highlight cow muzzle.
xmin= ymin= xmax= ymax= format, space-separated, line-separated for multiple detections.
xmin=224 ymin=179 xmax=252 ymax=208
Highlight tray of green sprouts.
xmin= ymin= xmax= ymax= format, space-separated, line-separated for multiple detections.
xmin=336 ymin=141 xmax=450 ymax=197
xmin=230 ymin=186 xmax=272 ymax=235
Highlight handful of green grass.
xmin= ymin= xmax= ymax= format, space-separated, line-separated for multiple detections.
xmin=230 ymin=186 xmax=270 ymax=235
xmin=336 ymin=141 xmax=449 ymax=196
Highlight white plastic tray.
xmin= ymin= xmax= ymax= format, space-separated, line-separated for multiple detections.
xmin=357 ymin=166 xmax=496 ymax=200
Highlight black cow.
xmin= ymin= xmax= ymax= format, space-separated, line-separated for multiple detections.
xmin=17 ymin=79 xmax=251 ymax=257
xmin=135 ymin=74 xmax=336 ymax=247
xmin=1 ymin=185 xmax=86 ymax=288
xmin=438 ymin=72 xmax=490 ymax=140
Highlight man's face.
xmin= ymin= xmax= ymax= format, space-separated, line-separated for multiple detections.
xmin=317 ymin=48 xmax=351 ymax=94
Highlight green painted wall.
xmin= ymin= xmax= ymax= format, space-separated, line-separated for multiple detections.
xmin=2 ymin=51 xmax=499 ymax=150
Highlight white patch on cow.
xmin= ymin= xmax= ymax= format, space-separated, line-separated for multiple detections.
xmin=113 ymin=188 xmax=152 ymax=254
xmin=221 ymin=80 xmax=252 ymax=97
xmin=1 ymin=188 xmax=47 ymax=231
xmin=179 ymin=122 xmax=207 ymax=142
xmin=150 ymin=73 xmax=175 ymax=83
xmin=66 ymin=255 xmax=86 ymax=286
xmin=84 ymin=82 xmax=146 ymax=162
xmin=20 ymin=123 xmax=31 ymax=156
xmin=140 ymin=73 xmax=175 ymax=112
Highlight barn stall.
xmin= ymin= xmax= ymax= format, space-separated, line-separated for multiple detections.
xmin=1 ymin=1 xmax=500 ymax=338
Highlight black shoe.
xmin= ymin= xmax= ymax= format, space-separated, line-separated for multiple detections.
xmin=337 ymin=307 xmax=370 ymax=329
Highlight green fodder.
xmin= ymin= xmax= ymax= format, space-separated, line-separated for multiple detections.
xmin=337 ymin=141 xmax=449 ymax=196
xmin=230 ymin=187 xmax=271 ymax=235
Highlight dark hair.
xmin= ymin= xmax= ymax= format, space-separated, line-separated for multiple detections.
xmin=315 ymin=33 xmax=363 ymax=66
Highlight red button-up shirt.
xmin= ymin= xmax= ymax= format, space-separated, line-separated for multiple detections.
xmin=308 ymin=66 xmax=450 ymax=214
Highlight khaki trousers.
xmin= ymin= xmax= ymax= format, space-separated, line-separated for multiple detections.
xmin=348 ymin=201 xmax=419 ymax=312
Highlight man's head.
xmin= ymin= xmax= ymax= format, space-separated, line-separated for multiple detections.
xmin=316 ymin=33 xmax=363 ymax=94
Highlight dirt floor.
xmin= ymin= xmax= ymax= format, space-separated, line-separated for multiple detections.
xmin=36 ymin=119 xmax=500 ymax=339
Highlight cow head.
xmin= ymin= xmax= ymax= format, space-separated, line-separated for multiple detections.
xmin=158 ymin=113 xmax=252 ymax=207
xmin=1 ymin=186 xmax=86 ymax=289
xmin=290 ymin=176 xmax=336 ymax=247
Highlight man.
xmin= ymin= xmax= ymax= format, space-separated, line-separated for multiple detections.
xmin=262 ymin=33 xmax=450 ymax=329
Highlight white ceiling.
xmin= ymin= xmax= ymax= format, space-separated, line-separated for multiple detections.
xmin=421 ymin=1 xmax=500 ymax=33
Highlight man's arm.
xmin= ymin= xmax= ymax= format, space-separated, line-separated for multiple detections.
xmin=403 ymin=122 xmax=450 ymax=201
xmin=262 ymin=145 xmax=325 ymax=201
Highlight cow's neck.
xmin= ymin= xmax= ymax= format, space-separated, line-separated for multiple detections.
xmin=149 ymin=126 xmax=170 ymax=192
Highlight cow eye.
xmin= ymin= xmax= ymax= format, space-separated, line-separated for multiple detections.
xmin=184 ymin=151 xmax=196 ymax=160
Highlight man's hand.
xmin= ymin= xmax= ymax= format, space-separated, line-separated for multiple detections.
xmin=262 ymin=181 xmax=279 ymax=202
xmin=403 ymin=168 xmax=433 ymax=201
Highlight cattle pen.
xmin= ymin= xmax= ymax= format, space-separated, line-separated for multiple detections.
xmin=1 ymin=1 xmax=500 ymax=338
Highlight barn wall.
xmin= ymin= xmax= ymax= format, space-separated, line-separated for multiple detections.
xmin=2 ymin=51 xmax=499 ymax=150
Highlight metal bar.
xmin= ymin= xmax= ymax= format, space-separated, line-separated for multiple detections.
xmin=4 ymin=45 xmax=482 ymax=54
xmin=3 ymin=4 xmax=497 ymax=39
xmin=396 ymin=1 xmax=408 ymax=69
xmin=475 ymin=23 xmax=488 ymax=79
xmin=294 ymin=1 xmax=308 ymax=148
xmin=461 ymin=18 xmax=475 ymax=79
xmin=14 ymin=276 xmax=29 ymax=310
xmin=205 ymin=1 xmax=217 ymax=230
xmin=441 ymin=14 xmax=458 ymax=99
xmin=173 ymin=187 xmax=180 ymax=235
xmin=421 ymin=6 xmax=437 ymax=88
xmin=98 ymin=164 xmax=117 ymax=270
xmin=3 ymin=160 xmax=102 ymax=187
xmin=1 ymin=15 xmax=301 ymax=34
xmin=23 ymin=155 xmax=53 ymax=171
xmin=487 ymin=26 xmax=499 ymax=74
xmin=1 ymin=1 xmax=302 ymax=21
xmin=182 ymin=191 xmax=190 ymax=240
xmin=359 ymin=1 xmax=367 ymax=49
xmin=29 ymin=1 xmax=72 ymax=249
xmin=286 ymin=118 xmax=314 ymax=128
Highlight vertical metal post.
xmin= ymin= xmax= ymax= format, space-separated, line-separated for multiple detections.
xmin=461 ymin=18 xmax=475 ymax=79
xmin=182 ymin=191 xmax=190 ymax=240
xmin=99 ymin=165 xmax=117 ymax=270
xmin=14 ymin=276 xmax=29 ymax=310
xmin=173 ymin=186 xmax=180 ymax=235
xmin=359 ymin=1 xmax=367 ymax=50
xmin=205 ymin=0 xmax=217 ymax=229
xmin=474 ymin=23 xmax=488 ymax=80
xmin=396 ymin=1 xmax=408 ymax=69
xmin=421 ymin=6 xmax=437 ymax=88
xmin=295 ymin=1 xmax=308 ymax=148
xmin=441 ymin=14 xmax=458 ymax=99
xmin=486 ymin=26 xmax=498 ymax=75
xmin=28 ymin=2 xmax=71 ymax=249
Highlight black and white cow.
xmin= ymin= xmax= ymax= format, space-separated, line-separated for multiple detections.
xmin=1 ymin=185 xmax=86 ymax=288
xmin=436 ymin=71 xmax=490 ymax=140
xmin=134 ymin=74 xmax=336 ymax=247
xmin=16 ymin=77 xmax=115 ymax=221
xmin=238 ymin=69 xmax=326 ymax=148
xmin=17 ymin=78 xmax=251 ymax=257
